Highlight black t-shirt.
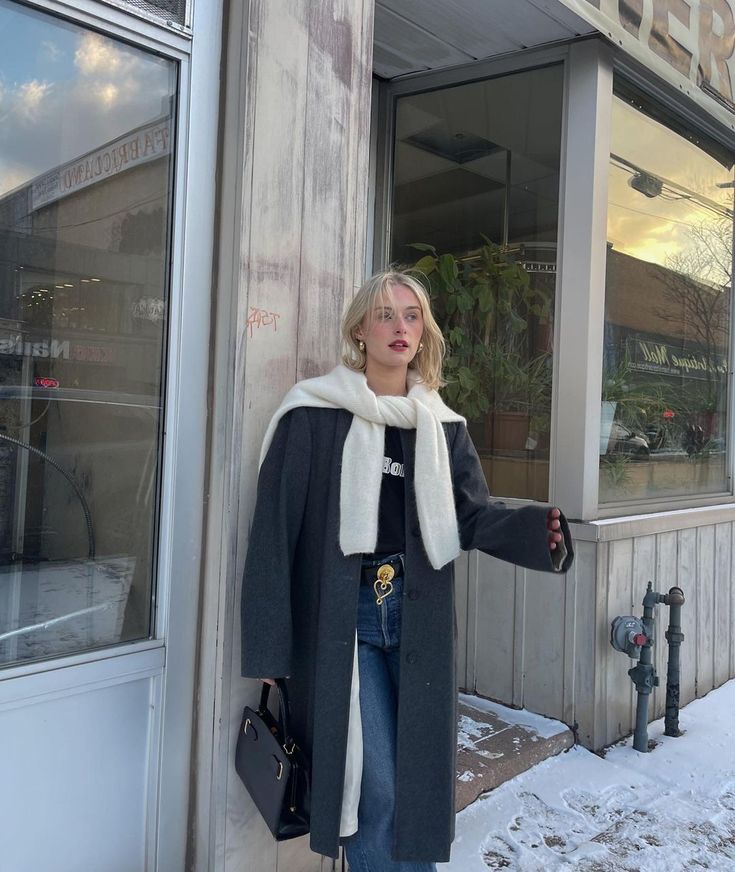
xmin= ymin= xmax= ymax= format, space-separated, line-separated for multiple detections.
xmin=375 ymin=426 xmax=406 ymax=553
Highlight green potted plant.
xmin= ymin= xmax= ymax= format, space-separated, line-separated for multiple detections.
xmin=406 ymin=239 xmax=553 ymax=448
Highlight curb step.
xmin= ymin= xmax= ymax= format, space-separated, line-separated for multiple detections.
xmin=456 ymin=695 xmax=575 ymax=812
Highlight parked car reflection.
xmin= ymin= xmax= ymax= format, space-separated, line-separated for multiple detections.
xmin=606 ymin=421 xmax=650 ymax=459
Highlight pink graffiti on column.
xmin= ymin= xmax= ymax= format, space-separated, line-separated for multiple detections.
xmin=246 ymin=307 xmax=282 ymax=338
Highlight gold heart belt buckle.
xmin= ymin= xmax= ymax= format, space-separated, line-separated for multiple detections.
xmin=374 ymin=564 xmax=395 ymax=606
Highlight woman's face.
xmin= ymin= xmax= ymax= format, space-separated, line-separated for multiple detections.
xmin=355 ymin=284 xmax=424 ymax=372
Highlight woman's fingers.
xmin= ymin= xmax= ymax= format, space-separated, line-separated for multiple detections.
xmin=547 ymin=507 xmax=563 ymax=550
xmin=259 ymin=678 xmax=276 ymax=686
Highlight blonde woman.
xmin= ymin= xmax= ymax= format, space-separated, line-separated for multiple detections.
xmin=241 ymin=272 xmax=573 ymax=871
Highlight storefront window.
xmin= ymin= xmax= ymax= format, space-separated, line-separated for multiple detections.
xmin=600 ymin=87 xmax=733 ymax=505
xmin=391 ymin=65 xmax=563 ymax=501
xmin=0 ymin=1 xmax=177 ymax=666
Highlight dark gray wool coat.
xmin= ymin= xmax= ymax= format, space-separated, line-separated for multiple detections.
xmin=241 ymin=406 xmax=574 ymax=862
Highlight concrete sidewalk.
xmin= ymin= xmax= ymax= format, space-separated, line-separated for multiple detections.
xmin=456 ymin=693 xmax=575 ymax=812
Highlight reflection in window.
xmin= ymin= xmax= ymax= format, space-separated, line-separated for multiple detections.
xmin=600 ymin=87 xmax=733 ymax=505
xmin=391 ymin=66 xmax=563 ymax=500
xmin=0 ymin=0 xmax=177 ymax=666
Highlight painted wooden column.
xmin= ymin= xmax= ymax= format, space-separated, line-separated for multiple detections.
xmin=194 ymin=1 xmax=374 ymax=870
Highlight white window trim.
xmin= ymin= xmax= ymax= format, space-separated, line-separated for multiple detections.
xmin=19 ymin=0 xmax=192 ymax=52
xmin=554 ymin=39 xmax=613 ymax=520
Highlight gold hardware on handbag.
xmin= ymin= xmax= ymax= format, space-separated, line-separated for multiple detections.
xmin=374 ymin=563 xmax=395 ymax=605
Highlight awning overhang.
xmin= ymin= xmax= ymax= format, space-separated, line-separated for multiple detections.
xmin=374 ymin=0 xmax=735 ymax=134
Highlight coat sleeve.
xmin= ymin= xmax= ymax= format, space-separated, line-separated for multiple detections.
xmin=240 ymin=407 xmax=312 ymax=679
xmin=450 ymin=423 xmax=574 ymax=573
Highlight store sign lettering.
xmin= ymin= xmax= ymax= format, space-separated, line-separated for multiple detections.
xmin=0 ymin=337 xmax=113 ymax=363
xmin=632 ymin=338 xmax=728 ymax=378
xmin=132 ymin=297 xmax=165 ymax=324
xmin=0 ymin=337 xmax=69 ymax=359
xmin=31 ymin=117 xmax=171 ymax=212
xmin=560 ymin=0 xmax=735 ymax=117
xmin=69 ymin=344 xmax=113 ymax=364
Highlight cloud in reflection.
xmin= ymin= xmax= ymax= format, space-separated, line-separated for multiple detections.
xmin=0 ymin=14 xmax=173 ymax=199
xmin=40 ymin=39 xmax=64 ymax=63
xmin=607 ymin=95 xmax=733 ymax=287
xmin=15 ymin=79 xmax=53 ymax=120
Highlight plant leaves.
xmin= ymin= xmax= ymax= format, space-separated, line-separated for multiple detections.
xmin=439 ymin=254 xmax=459 ymax=285
xmin=413 ymin=255 xmax=436 ymax=276
xmin=456 ymin=293 xmax=473 ymax=313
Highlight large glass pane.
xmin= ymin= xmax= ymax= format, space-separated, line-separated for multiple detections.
xmin=391 ymin=65 xmax=563 ymax=501
xmin=0 ymin=1 xmax=176 ymax=666
xmin=600 ymin=87 xmax=733 ymax=505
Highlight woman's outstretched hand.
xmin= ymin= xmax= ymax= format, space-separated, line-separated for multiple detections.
xmin=547 ymin=508 xmax=563 ymax=551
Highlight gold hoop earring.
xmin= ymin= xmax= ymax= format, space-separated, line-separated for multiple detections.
xmin=418 ymin=342 xmax=424 ymax=352
xmin=358 ymin=340 xmax=365 ymax=352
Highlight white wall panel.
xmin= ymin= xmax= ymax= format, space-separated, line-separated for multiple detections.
xmin=0 ymin=666 xmax=160 ymax=872
xmin=714 ymin=524 xmax=731 ymax=688
xmin=473 ymin=553 xmax=517 ymax=705
xmin=678 ymin=526 xmax=698 ymax=704
xmin=522 ymin=568 xmax=567 ymax=719
xmin=697 ymin=525 xmax=716 ymax=696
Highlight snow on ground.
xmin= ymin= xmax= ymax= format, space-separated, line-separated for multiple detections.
xmin=458 ymin=693 xmax=571 ymax=741
xmin=442 ymin=679 xmax=735 ymax=871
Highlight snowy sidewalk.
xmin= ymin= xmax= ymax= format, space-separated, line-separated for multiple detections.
xmin=444 ymin=680 xmax=735 ymax=871
xmin=456 ymin=694 xmax=574 ymax=812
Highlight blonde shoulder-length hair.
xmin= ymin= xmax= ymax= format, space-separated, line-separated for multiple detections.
xmin=341 ymin=271 xmax=446 ymax=390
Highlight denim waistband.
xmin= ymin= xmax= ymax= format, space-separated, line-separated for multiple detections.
xmin=360 ymin=552 xmax=405 ymax=585
xmin=361 ymin=551 xmax=404 ymax=568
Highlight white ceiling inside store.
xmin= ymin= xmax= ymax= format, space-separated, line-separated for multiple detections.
xmin=373 ymin=0 xmax=596 ymax=78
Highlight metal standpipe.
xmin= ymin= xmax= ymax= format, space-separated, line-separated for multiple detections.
xmin=628 ymin=582 xmax=659 ymax=752
xmin=610 ymin=582 xmax=686 ymax=753
xmin=663 ymin=586 xmax=686 ymax=737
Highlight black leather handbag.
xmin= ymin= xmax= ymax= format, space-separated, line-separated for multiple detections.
xmin=235 ymin=679 xmax=310 ymax=841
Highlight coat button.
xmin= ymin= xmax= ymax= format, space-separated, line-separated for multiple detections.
xmin=407 ymin=589 xmax=419 ymax=601
xmin=406 ymin=651 xmax=418 ymax=665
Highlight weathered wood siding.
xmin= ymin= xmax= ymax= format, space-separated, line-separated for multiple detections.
xmin=460 ymin=517 xmax=735 ymax=751
xmin=201 ymin=1 xmax=374 ymax=870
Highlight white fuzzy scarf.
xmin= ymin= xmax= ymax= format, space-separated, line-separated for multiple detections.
xmin=259 ymin=364 xmax=465 ymax=569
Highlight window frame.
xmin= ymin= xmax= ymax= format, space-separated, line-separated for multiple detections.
xmin=0 ymin=0 xmax=188 ymax=671
xmin=375 ymin=43 xmax=571 ymax=509
xmin=595 ymin=59 xmax=735 ymax=518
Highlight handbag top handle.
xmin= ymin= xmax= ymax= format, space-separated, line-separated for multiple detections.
xmin=258 ymin=679 xmax=297 ymax=753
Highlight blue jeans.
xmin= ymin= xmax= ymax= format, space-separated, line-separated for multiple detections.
xmin=343 ymin=556 xmax=437 ymax=872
